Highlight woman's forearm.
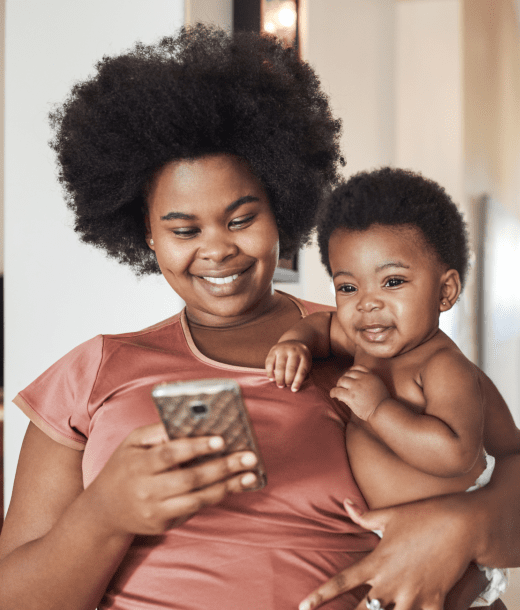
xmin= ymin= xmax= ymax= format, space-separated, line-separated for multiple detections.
xmin=0 ymin=490 xmax=133 ymax=610
xmin=470 ymin=452 xmax=520 ymax=568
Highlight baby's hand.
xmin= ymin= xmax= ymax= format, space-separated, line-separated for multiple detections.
xmin=330 ymin=365 xmax=390 ymax=420
xmin=265 ymin=341 xmax=312 ymax=392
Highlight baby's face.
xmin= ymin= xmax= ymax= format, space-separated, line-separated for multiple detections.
xmin=329 ymin=224 xmax=447 ymax=359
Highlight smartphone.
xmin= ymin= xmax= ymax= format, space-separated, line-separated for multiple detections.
xmin=151 ymin=378 xmax=267 ymax=491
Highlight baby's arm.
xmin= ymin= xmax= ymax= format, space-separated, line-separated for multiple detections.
xmin=332 ymin=349 xmax=484 ymax=477
xmin=265 ymin=311 xmax=332 ymax=391
xmin=266 ymin=312 xmax=352 ymax=391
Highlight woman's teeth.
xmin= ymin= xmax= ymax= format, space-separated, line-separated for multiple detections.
xmin=202 ymin=274 xmax=240 ymax=285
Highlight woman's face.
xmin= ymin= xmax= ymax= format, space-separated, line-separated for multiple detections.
xmin=146 ymin=154 xmax=280 ymax=327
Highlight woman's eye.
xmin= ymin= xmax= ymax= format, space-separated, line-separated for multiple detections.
xmin=172 ymin=228 xmax=199 ymax=239
xmin=337 ymin=284 xmax=357 ymax=293
xmin=385 ymin=278 xmax=405 ymax=288
xmin=229 ymin=214 xmax=255 ymax=229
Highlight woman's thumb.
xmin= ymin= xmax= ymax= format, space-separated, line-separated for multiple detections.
xmin=343 ymin=498 xmax=387 ymax=534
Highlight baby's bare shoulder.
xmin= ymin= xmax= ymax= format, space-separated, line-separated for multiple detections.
xmin=420 ymin=332 xmax=479 ymax=385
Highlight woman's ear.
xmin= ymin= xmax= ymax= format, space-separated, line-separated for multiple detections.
xmin=144 ymin=211 xmax=155 ymax=251
xmin=439 ymin=269 xmax=461 ymax=312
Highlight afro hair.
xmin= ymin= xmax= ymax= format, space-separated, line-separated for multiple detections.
xmin=49 ymin=24 xmax=344 ymax=275
xmin=317 ymin=167 xmax=470 ymax=287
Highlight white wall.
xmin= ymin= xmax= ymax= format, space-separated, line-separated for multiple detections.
xmin=4 ymin=0 xmax=185 ymax=509
xmin=185 ymin=0 xmax=232 ymax=29
xmin=0 ymin=0 xmax=4 ymax=276
xmin=280 ymin=0 xmax=396 ymax=306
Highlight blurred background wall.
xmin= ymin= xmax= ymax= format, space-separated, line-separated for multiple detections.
xmin=2 ymin=0 xmax=520 ymax=604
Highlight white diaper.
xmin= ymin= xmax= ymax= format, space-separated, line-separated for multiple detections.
xmin=466 ymin=454 xmax=509 ymax=608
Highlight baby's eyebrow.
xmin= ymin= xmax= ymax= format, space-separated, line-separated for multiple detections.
xmin=332 ymin=270 xmax=354 ymax=280
xmin=376 ymin=261 xmax=410 ymax=272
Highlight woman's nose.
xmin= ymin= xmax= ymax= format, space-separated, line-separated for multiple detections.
xmin=198 ymin=230 xmax=239 ymax=262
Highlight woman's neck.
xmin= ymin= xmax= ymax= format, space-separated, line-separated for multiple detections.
xmin=186 ymin=291 xmax=304 ymax=368
xmin=185 ymin=289 xmax=284 ymax=330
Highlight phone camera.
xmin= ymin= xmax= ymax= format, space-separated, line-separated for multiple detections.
xmin=190 ymin=402 xmax=208 ymax=418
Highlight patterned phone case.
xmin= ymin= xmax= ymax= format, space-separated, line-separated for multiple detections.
xmin=151 ymin=378 xmax=267 ymax=491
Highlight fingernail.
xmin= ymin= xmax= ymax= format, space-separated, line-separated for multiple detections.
xmin=240 ymin=453 xmax=257 ymax=467
xmin=208 ymin=436 xmax=224 ymax=450
xmin=299 ymin=600 xmax=312 ymax=610
xmin=277 ymin=384 xmax=284 ymax=388
xmin=241 ymin=472 xmax=257 ymax=487
xmin=344 ymin=499 xmax=363 ymax=513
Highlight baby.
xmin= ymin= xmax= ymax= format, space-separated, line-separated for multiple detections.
xmin=266 ymin=167 xmax=508 ymax=607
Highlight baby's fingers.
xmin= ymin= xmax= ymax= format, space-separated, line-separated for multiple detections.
xmin=266 ymin=350 xmax=289 ymax=387
xmin=265 ymin=347 xmax=280 ymax=382
xmin=285 ymin=356 xmax=311 ymax=392
xmin=330 ymin=386 xmax=351 ymax=405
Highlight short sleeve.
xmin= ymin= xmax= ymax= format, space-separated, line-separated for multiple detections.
xmin=13 ymin=335 xmax=105 ymax=450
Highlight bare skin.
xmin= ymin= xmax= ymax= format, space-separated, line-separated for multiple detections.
xmin=267 ymin=225 xmax=520 ymax=610
xmin=3 ymin=162 xmax=520 ymax=610
xmin=0 ymin=154 xmax=300 ymax=610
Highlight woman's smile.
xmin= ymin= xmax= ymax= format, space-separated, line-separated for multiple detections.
xmin=146 ymin=154 xmax=280 ymax=327
xmin=193 ymin=262 xmax=256 ymax=294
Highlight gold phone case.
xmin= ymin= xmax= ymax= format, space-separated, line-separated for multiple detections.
xmin=151 ymin=378 xmax=267 ymax=491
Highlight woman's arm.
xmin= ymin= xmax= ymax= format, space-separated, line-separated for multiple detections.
xmin=0 ymin=422 xmax=260 ymax=610
xmin=471 ymin=368 xmax=520 ymax=568
xmin=299 ymin=370 xmax=520 ymax=610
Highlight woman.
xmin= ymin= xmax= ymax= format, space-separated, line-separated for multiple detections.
xmin=0 ymin=25 xmax=518 ymax=610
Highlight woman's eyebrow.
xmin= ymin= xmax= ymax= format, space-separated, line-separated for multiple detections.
xmin=226 ymin=195 xmax=260 ymax=212
xmin=160 ymin=211 xmax=196 ymax=221
xmin=160 ymin=195 xmax=260 ymax=221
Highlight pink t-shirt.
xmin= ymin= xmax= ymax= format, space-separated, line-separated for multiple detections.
xmin=14 ymin=294 xmax=377 ymax=610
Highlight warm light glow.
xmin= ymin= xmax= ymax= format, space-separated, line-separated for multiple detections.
xmin=261 ymin=0 xmax=298 ymax=48
xmin=277 ymin=6 xmax=296 ymax=28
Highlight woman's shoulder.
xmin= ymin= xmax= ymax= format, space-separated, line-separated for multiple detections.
xmin=103 ymin=310 xmax=183 ymax=342
xmin=18 ymin=311 xmax=185 ymax=409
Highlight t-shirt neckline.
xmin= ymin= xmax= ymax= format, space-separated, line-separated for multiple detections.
xmin=179 ymin=290 xmax=308 ymax=373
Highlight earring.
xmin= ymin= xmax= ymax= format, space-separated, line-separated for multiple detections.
xmin=150 ymin=239 xmax=154 ymax=246
xmin=442 ymin=301 xmax=446 ymax=306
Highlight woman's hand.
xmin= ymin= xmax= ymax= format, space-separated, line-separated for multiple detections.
xmin=300 ymin=495 xmax=481 ymax=610
xmin=265 ymin=340 xmax=312 ymax=391
xmin=85 ymin=423 xmax=259 ymax=537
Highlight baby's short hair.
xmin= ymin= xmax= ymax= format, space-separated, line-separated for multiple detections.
xmin=317 ymin=167 xmax=470 ymax=287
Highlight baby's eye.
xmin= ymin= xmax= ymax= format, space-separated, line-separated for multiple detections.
xmin=172 ymin=227 xmax=200 ymax=239
xmin=337 ymin=284 xmax=357 ymax=293
xmin=385 ymin=278 xmax=405 ymax=288
xmin=229 ymin=214 xmax=255 ymax=230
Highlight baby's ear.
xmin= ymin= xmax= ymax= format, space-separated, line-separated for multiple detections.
xmin=439 ymin=269 xmax=461 ymax=312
